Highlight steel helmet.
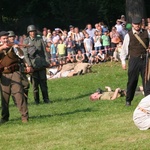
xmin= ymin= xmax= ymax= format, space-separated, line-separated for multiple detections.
xmin=27 ymin=25 xmax=36 ymax=33
xmin=8 ymin=31 xmax=15 ymax=37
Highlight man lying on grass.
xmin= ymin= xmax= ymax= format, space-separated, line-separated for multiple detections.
xmin=90 ymin=86 xmax=144 ymax=101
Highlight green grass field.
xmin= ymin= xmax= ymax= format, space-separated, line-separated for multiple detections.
xmin=0 ymin=61 xmax=150 ymax=150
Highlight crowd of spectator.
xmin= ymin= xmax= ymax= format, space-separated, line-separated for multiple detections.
xmin=15 ymin=16 xmax=150 ymax=69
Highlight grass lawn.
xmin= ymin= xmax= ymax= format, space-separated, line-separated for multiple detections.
xmin=0 ymin=61 xmax=150 ymax=150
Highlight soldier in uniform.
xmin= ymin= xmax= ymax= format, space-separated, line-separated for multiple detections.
xmin=120 ymin=17 xmax=150 ymax=106
xmin=0 ymin=31 xmax=29 ymax=123
xmin=23 ymin=25 xmax=51 ymax=104
xmin=7 ymin=31 xmax=30 ymax=104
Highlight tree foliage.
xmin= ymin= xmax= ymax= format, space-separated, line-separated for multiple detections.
xmin=0 ymin=0 xmax=149 ymax=34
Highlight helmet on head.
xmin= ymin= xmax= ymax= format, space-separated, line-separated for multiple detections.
xmin=27 ymin=25 xmax=36 ymax=33
xmin=8 ymin=31 xmax=15 ymax=37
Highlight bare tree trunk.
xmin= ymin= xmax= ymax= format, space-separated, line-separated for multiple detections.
xmin=126 ymin=0 xmax=146 ymax=23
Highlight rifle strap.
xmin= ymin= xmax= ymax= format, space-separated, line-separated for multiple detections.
xmin=134 ymin=33 xmax=147 ymax=50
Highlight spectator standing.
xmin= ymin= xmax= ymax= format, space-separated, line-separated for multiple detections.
xmin=120 ymin=15 xmax=127 ymax=25
xmin=86 ymin=24 xmax=95 ymax=38
xmin=48 ymin=41 xmax=57 ymax=67
xmin=46 ymin=29 xmax=52 ymax=42
xmin=42 ymin=29 xmax=48 ymax=43
xmin=109 ymin=26 xmax=121 ymax=61
xmin=115 ymin=19 xmax=123 ymax=34
xmin=113 ymin=41 xmax=122 ymax=61
xmin=101 ymin=30 xmax=110 ymax=54
xmin=119 ymin=24 xmax=128 ymax=41
xmin=51 ymin=30 xmax=60 ymax=44
xmin=68 ymin=25 xmax=74 ymax=38
xmin=83 ymin=33 xmax=93 ymax=61
xmin=14 ymin=35 xmax=20 ymax=44
xmin=65 ymin=36 xmax=75 ymax=63
xmin=73 ymin=27 xmax=84 ymax=53
xmin=86 ymin=24 xmax=95 ymax=44
xmin=93 ymin=30 xmax=102 ymax=53
xmin=57 ymin=39 xmax=66 ymax=70
xmin=95 ymin=23 xmax=102 ymax=33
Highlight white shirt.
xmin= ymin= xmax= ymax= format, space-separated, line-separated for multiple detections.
xmin=133 ymin=94 xmax=150 ymax=130
xmin=120 ymin=33 xmax=129 ymax=65
xmin=115 ymin=24 xmax=123 ymax=33
xmin=120 ymin=28 xmax=145 ymax=65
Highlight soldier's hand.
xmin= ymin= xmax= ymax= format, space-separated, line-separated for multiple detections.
xmin=0 ymin=43 xmax=9 ymax=50
xmin=147 ymin=48 xmax=150 ymax=53
xmin=26 ymin=66 xmax=34 ymax=73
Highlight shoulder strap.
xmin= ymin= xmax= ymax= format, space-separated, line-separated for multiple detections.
xmin=134 ymin=33 xmax=147 ymax=49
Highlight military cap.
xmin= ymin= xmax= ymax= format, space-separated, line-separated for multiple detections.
xmin=132 ymin=17 xmax=142 ymax=24
xmin=0 ymin=31 xmax=9 ymax=37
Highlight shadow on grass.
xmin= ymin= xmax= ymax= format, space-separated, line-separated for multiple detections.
xmin=51 ymin=92 xmax=92 ymax=103
xmin=31 ymin=107 xmax=93 ymax=119
xmin=9 ymin=107 xmax=94 ymax=123
xmin=18 ymin=92 xmax=92 ymax=106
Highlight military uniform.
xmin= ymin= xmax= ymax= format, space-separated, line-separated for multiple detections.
xmin=23 ymin=25 xmax=50 ymax=104
xmin=0 ymin=46 xmax=29 ymax=123
xmin=7 ymin=31 xmax=30 ymax=104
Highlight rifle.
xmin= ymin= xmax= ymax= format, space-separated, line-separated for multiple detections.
xmin=145 ymin=49 xmax=150 ymax=83
xmin=0 ymin=43 xmax=31 ymax=48
xmin=145 ymin=51 xmax=149 ymax=83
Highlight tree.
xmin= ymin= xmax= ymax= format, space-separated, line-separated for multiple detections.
xmin=126 ymin=0 xmax=146 ymax=23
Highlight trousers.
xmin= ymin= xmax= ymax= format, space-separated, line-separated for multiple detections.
xmin=1 ymin=71 xmax=29 ymax=121
xmin=126 ymin=56 xmax=150 ymax=102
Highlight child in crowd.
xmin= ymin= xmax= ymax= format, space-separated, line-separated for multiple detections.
xmin=93 ymin=30 xmax=102 ymax=53
xmin=76 ymin=49 xmax=85 ymax=63
xmin=65 ymin=36 xmax=75 ymax=63
xmin=47 ymin=41 xmax=58 ymax=67
xmin=88 ymin=50 xmax=97 ymax=64
xmin=113 ymin=41 xmax=122 ymax=62
xmin=57 ymin=39 xmax=66 ymax=70
xmin=96 ymin=49 xmax=107 ymax=63
xmin=83 ymin=33 xmax=93 ymax=61
xmin=101 ymin=30 xmax=110 ymax=55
